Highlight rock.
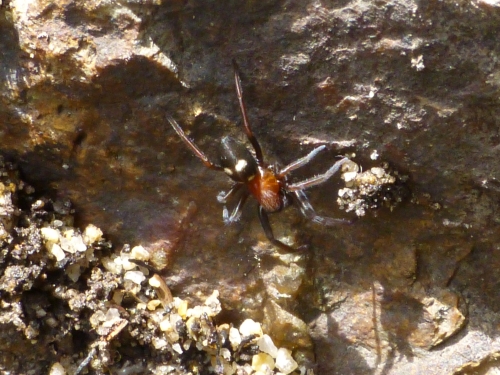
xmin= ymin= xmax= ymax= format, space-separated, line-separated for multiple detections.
xmin=2 ymin=0 xmax=500 ymax=373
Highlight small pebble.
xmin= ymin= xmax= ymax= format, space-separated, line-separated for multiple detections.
xmin=257 ymin=334 xmax=278 ymax=358
xmin=229 ymin=327 xmax=242 ymax=350
xmin=124 ymin=270 xmax=146 ymax=285
xmin=83 ymin=224 xmax=103 ymax=245
xmin=220 ymin=348 xmax=231 ymax=361
xmin=131 ymin=245 xmax=150 ymax=261
xmin=204 ymin=290 xmax=221 ymax=316
xmin=172 ymin=343 xmax=183 ymax=354
xmin=49 ymin=362 xmax=66 ymax=375
xmin=147 ymin=299 xmax=161 ymax=311
xmin=342 ymin=171 xmax=358 ymax=182
xmin=177 ymin=300 xmax=188 ymax=318
xmin=103 ymin=308 xmax=120 ymax=327
xmin=102 ymin=256 xmax=122 ymax=274
xmin=49 ymin=243 xmax=65 ymax=261
xmin=252 ymin=353 xmax=274 ymax=372
xmin=152 ymin=337 xmax=168 ymax=349
xmin=239 ymin=319 xmax=263 ymax=337
xmin=371 ymin=167 xmax=386 ymax=178
xmin=275 ymin=348 xmax=298 ymax=374
xmin=160 ymin=319 xmax=172 ymax=332
xmin=41 ymin=227 xmax=60 ymax=243
xmin=52 ymin=220 xmax=63 ymax=227
xmin=66 ymin=264 xmax=81 ymax=282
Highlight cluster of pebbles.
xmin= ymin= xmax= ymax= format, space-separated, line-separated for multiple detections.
xmin=0 ymin=155 xmax=309 ymax=375
xmin=337 ymin=159 xmax=409 ymax=216
xmin=74 ymin=246 xmax=304 ymax=375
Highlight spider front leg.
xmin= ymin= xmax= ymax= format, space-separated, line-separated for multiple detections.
xmin=294 ymin=190 xmax=351 ymax=225
xmin=166 ymin=114 xmax=224 ymax=171
xmin=232 ymin=59 xmax=265 ymax=166
xmin=278 ymin=145 xmax=326 ymax=177
xmin=258 ymin=206 xmax=304 ymax=252
xmin=223 ymin=191 xmax=249 ymax=225
xmin=287 ymin=157 xmax=350 ymax=191
xmin=217 ymin=183 xmax=243 ymax=203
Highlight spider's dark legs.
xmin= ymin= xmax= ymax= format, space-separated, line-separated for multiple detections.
xmin=232 ymin=60 xmax=265 ymax=166
xmin=217 ymin=183 xmax=243 ymax=203
xmin=258 ymin=206 xmax=301 ymax=252
xmin=166 ymin=114 xmax=223 ymax=171
xmin=278 ymin=145 xmax=326 ymax=177
xmin=287 ymin=157 xmax=350 ymax=191
xmin=294 ymin=190 xmax=351 ymax=225
xmin=223 ymin=191 xmax=249 ymax=224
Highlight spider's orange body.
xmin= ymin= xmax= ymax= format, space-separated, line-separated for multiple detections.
xmin=247 ymin=168 xmax=282 ymax=213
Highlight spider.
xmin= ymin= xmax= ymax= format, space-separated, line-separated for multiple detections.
xmin=166 ymin=61 xmax=351 ymax=252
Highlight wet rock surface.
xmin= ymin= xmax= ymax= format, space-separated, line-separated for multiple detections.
xmin=1 ymin=0 xmax=500 ymax=374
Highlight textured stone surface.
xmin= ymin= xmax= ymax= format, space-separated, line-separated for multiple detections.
xmin=1 ymin=0 xmax=500 ymax=373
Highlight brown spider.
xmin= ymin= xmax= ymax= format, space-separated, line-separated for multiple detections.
xmin=167 ymin=61 xmax=350 ymax=251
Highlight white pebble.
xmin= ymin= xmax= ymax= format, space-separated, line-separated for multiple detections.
xmin=83 ymin=224 xmax=103 ymax=245
xmin=252 ymin=353 xmax=275 ymax=372
xmin=49 ymin=362 xmax=66 ymax=375
xmin=239 ymin=319 xmax=263 ymax=337
xmin=342 ymin=171 xmax=358 ymax=182
xmin=120 ymin=253 xmax=137 ymax=271
xmin=52 ymin=220 xmax=63 ymax=228
xmin=152 ymin=337 xmax=167 ymax=349
xmin=182 ymin=339 xmax=192 ymax=351
xmin=102 ymin=256 xmax=122 ymax=274
xmin=275 ymin=348 xmax=298 ymax=374
xmin=160 ymin=319 xmax=172 ymax=332
xmin=172 ymin=343 xmax=183 ymax=354
xmin=59 ymin=237 xmax=74 ymax=253
xmin=229 ymin=327 xmax=241 ymax=350
xmin=257 ymin=334 xmax=278 ymax=358
xmin=338 ymin=188 xmax=347 ymax=198
xmin=220 ymin=348 xmax=231 ymax=361
xmin=136 ymin=302 xmax=147 ymax=310
xmin=41 ymin=227 xmax=60 ymax=243
xmin=204 ymin=290 xmax=221 ymax=316
xmin=124 ymin=270 xmax=146 ymax=285
xmin=49 ymin=243 xmax=65 ymax=261
xmin=102 ymin=308 xmax=120 ymax=327
xmin=70 ymin=235 xmax=87 ymax=252
xmin=371 ymin=167 xmax=386 ymax=178
xmin=149 ymin=275 xmax=161 ymax=288
xmin=130 ymin=245 xmax=150 ymax=261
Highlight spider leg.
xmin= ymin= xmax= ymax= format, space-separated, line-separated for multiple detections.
xmin=258 ymin=206 xmax=300 ymax=252
xmin=223 ymin=190 xmax=249 ymax=225
xmin=166 ymin=114 xmax=223 ymax=171
xmin=287 ymin=157 xmax=350 ymax=191
xmin=232 ymin=60 xmax=265 ymax=166
xmin=293 ymin=190 xmax=351 ymax=225
xmin=217 ymin=183 xmax=243 ymax=203
xmin=278 ymin=145 xmax=326 ymax=177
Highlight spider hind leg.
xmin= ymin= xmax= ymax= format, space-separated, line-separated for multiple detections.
xmin=257 ymin=206 xmax=305 ymax=252
xmin=294 ymin=190 xmax=351 ymax=226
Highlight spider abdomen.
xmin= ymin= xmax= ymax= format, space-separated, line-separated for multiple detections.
xmin=248 ymin=168 xmax=282 ymax=213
